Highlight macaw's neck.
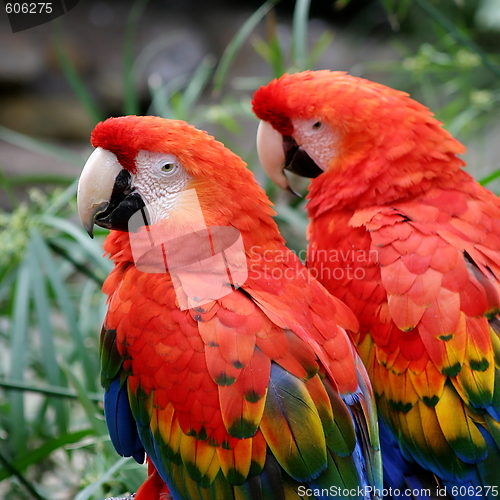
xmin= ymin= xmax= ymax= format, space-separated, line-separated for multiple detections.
xmin=200 ymin=196 xmax=285 ymax=253
xmin=102 ymin=202 xmax=285 ymax=271
xmin=306 ymin=145 xmax=467 ymax=217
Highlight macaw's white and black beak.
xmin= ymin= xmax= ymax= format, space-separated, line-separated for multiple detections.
xmin=77 ymin=147 xmax=146 ymax=237
xmin=256 ymin=120 xmax=323 ymax=196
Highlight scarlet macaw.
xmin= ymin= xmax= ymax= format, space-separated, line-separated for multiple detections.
xmin=77 ymin=115 xmax=382 ymax=500
xmin=252 ymin=70 xmax=500 ymax=498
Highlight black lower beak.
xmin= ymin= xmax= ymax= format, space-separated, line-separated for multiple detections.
xmin=283 ymin=135 xmax=324 ymax=179
xmin=95 ymin=169 xmax=148 ymax=233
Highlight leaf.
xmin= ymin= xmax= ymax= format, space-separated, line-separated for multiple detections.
xmin=8 ymin=256 xmax=31 ymax=454
xmin=123 ymin=0 xmax=152 ymax=115
xmin=0 ymin=430 xmax=94 ymax=482
xmin=38 ymin=215 xmax=112 ymax=274
xmin=213 ymin=0 xmax=277 ymax=93
xmin=306 ymin=30 xmax=334 ymax=69
xmin=181 ymin=55 xmax=217 ymax=118
xmin=53 ymin=22 xmax=104 ymax=124
xmin=27 ymin=235 xmax=68 ymax=434
xmin=291 ymin=0 xmax=312 ymax=71
xmin=0 ymin=377 xmax=102 ymax=401
xmin=0 ymin=126 xmax=84 ymax=166
xmin=413 ymin=0 xmax=500 ymax=79
xmin=255 ymin=9 xmax=286 ymax=78
xmin=30 ymin=228 xmax=99 ymax=391
xmin=62 ymin=363 xmax=109 ymax=439
xmin=74 ymin=457 xmax=139 ymax=500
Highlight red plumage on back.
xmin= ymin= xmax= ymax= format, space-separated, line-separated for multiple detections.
xmin=252 ymin=70 xmax=500 ymax=497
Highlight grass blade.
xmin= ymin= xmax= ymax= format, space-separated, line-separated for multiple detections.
xmin=265 ymin=9 xmax=286 ymax=77
xmin=147 ymin=74 xmax=174 ymax=118
xmin=0 ymin=173 xmax=75 ymax=186
xmin=8 ymin=257 xmax=31 ymax=454
xmin=292 ymin=0 xmax=312 ymax=71
xmin=414 ymin=0 xmax=500 ymax=80
xmin=0 ymin=169 xmax=19 ymax=207
xmin=63 ymin=368 xmax=147 ymax=493
xmin=0 ymin=450 xmax=48 ymax=500
xmin=253 ymin=9 xmax=287 ymax=78
xmin=78 ymin=279 xmax=105 ymax=344
xmin=0 ymin=377 xmax=102 ymax=401
xmin=306 ymin=30 xmax=334 ymax=69
xmin=480 ymin=169 xmax=500 ymax=186
xmin=62 ymin=364 xmax=106 ymax=436
xmin=43 ymin=178 xmax=79 ymax=217
xmin=275 ymin=202 xmax=309 ymax=235
xmin=74 ymin=457 xmax=137 ymax=500
xmin=38 ymin=215 xmax=112 ymax=274
xmin=0 ymin=126 xmax=84 ymax=166
xmin=62 ymin=364 xmax=118 ymax=456
xmin=181 ymin=55 xmax=217 ymax=118
xmin=30 ymin=229 xmax=99 ymax=392
xmin=53 ymin=23 xmax=104 ymax=124
xmin=253 ymin=36 xmax=286 ymax=79
xmin=123 ymin=0 xmax=152 ymax=115
xmin=48 ymin=240 xmax=104 ymax=286
xmin=0 ymin=430 xmax=94 ymax=482
xmin=213 ymin=0 xmax=277 ymax=93
xmin=27 ymin=234 xmax=68 ymax=434
xmin=0 ymin=264 xmax=18 ymax=305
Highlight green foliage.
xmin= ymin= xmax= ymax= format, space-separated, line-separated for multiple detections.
xmin=1 ymin=0 xmax=499 ymax=498
xmin=376 ymin=0 xmax=500 ymax=187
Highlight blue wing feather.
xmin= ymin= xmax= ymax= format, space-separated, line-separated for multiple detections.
xmin=104 ymin=378 xmax=145 ymax=463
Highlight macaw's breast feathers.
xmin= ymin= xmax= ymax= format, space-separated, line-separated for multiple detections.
xmin=99 ymin=228 xmax=381 ymax=500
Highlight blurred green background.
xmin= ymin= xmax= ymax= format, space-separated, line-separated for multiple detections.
xmin=0 ymin=0 xmax=499 ymax=498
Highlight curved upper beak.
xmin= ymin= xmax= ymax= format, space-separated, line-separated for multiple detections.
xmin=77 ymin=147 xmax=145 ymax=237
xmin=256 ymin=120 xmax=289 ymax=190
xmin=77 ymin=148 xmax=123 ymax=237
xmin=256 ymin=120 xmax=324 ymax=196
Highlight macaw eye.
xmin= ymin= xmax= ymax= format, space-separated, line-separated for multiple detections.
xmin=312 ymin=121 xmax=322 ymax=130
xmin=161 ymin=163 xmax=177 ymax=174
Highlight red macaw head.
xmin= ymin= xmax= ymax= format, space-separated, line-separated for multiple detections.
xmin=252 ymin=70 xmax=464 ymax=194
xmin=77 ymin=116 xmax=273 ymax=237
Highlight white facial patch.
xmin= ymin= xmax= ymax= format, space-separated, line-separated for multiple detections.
xmin=292 ymin=118 xmax=339 ymax=171
xmin=132 ymin=150 xmax=192 ymax=224
xmin=128 ymin=150 xmax=248 ymax=312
